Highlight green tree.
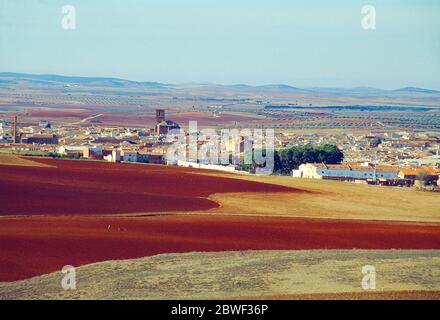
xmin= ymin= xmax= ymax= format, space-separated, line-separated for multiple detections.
xmin=238 ymin=144 xmax=344 ymax=175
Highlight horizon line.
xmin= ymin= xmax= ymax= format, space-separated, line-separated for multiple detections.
xmin=0 ymin=70 xmax=439 ymax=92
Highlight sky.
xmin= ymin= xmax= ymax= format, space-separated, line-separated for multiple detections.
xmin=0 ymin=0 xmax=439 ymax=89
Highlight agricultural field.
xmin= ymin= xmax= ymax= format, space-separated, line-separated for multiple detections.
xmin=1 ymin=214 xmax=440 ymax=281
xmin=204 ymin=173 xmax=440 ymax=222
xmin=0 ymin=155 xmax=51 ymax=167
xmin=0 ymin=156 xmax=439 ymax=300
xmin=1 ymin=74 xmax=440 ymax=131
xmin=0 ymin=158 xmax=292 ymax=216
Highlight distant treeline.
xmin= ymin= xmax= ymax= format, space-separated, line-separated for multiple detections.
xmin=239 ymin=144 xmax=344 ymax=175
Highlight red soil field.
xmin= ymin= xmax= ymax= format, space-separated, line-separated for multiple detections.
xmin=165 ymin=112 xmax=263 ymax=127
xmin=74 ymin=111 xmax=262 ymax=127
xmin=25 ymin=108 xmax=92 ymax=119
xmin=0 ymin=159 xmax=293 ymax=216
xmin=85 ymin=113 xmax=153 ymax=127
xmin=1 ymin=215 xmax=440 ymax=281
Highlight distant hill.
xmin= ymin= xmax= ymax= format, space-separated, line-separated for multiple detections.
xmin=1 ymin=72 xmax=439 ymax=96
xmin=306 ymin=87 xmax=388 ymax=95
xmin=392 ymin=87 xmax=440 ymax=94
xmin=0 ymin=72 xmax=168 ymax=88
xmin=255 ymin=84 xmax=310 ymax=93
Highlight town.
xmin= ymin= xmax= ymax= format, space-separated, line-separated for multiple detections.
xmin=1 ymin=108 xmax=439 ymax=189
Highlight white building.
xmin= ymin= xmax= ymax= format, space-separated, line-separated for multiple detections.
xmin=58 ymin=145 xmax=86 ymax=155
xmin=105 ymin=150 xmax=122 ymax=162
xmin=292 ymin=163 xmax=399 ymax=181
xmin=175 ymin=160 xmax=239 ymax=173
xmin=58 ymin=145 xmax=103 ymax=158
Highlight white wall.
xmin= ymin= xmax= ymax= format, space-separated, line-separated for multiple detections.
xmin=293 ymin=163 xmax=398 ymax=180
xmin=176 ymin=160 xmax=237 ymax=173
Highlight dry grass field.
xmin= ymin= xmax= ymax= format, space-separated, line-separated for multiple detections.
xmin=1 ymin=250 xmax=439 ymax=300
xmin=0 ymin=155 xmax=51 ymax=167
xmin=199 ymin=173 xmax=440 ymax=222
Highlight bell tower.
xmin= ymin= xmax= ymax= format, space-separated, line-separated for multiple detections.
xmin=156 ymin=109 xmax=165 ymax=123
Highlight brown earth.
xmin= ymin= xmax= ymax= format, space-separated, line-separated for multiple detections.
xmin=0 ymin=158 xmax=294 ymax=216
xmin=1 ymin=214 xmax=439 ymax=281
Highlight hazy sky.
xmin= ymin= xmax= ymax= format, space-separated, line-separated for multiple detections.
xmin=0 ymin=0 xmax=439 ymax=89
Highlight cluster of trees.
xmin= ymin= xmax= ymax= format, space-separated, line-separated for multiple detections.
xmin=239 ymin=144 xmax=344 ymax=175
xmin=274 ymin=144 xmax=344 ymax=174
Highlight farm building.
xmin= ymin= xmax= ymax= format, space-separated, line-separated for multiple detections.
xmin=398 ymin=168 xmax=439 ymax=186
xmin=292 ymin=163 xmax=399 ymax=182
